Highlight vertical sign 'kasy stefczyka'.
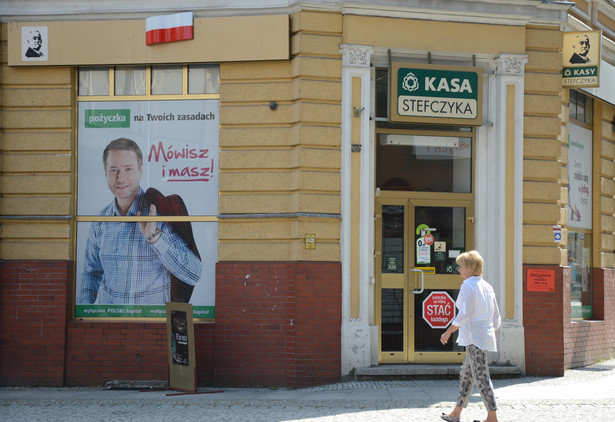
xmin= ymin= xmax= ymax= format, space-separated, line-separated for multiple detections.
xmin=562 ymin=30 xmax=601 ymax=88
xmin=390 ymin=63 xmax=483 ymax=126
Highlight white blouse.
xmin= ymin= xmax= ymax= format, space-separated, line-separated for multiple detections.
xmin=451 ymin=275 xmax=502 ymax=352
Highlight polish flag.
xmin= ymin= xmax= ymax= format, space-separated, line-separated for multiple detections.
xmin=146 ymin=12 xmax=193 ymax=45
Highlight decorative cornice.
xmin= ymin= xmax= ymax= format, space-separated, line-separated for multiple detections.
xmin=495 ymin=54 xmax=528 ymax=76
xmin=0 ymin=1 xmax=571 ymax=27
xmin=340 ymin=44 xmax=373 ymax=68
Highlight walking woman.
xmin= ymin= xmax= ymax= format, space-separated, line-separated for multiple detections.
xmin=440 ymin=250 xmax=501 ymax=422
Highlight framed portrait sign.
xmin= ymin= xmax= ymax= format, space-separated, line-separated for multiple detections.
xmin=21 ymin=26 xmax=48 ymax=62
xmin=562 ymin=30 xmax=601 ymax=88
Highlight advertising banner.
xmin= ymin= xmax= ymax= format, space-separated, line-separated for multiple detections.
xmin=75 ymin=99 xmax=218 ymax=319
xmin=562 ymin=30 xmax=601 ymax=88
xmin=567 ymin=123 xmax=592 ymax=230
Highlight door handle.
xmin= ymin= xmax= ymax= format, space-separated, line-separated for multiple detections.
xmin=410 ymin=268 xmax=424 ymax=294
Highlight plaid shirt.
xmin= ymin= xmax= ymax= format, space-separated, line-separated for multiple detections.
xmin=79 ymin=189 xmax=202 ymax=305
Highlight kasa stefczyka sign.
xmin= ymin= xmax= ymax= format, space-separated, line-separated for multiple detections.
xmin=390 ymin=62 xmax=483 ymax=126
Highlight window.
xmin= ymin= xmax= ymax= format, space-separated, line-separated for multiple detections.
xmin=567 ymin=90 xmax=593 ymax=319
xmin=376 ymin=133 xmax=472 ymax=193
xmin=78 ymin=64 xmax=220 ymax=98
xmin=375 ymin=68 xmax=388 ymax=119
xmin=151 ymin=65 xmax=182 ymax=95
xmin=569 ymin=89 xmax=593 ymax=124
xmin=188 ymin=64 xmax=219 ymax=94
xmin=78 ymin=67 xmax=109 ymax=96
xmin=115 ymin=66 xmax=146 ymax=96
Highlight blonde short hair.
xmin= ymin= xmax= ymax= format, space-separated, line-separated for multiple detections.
xmin=456 ymin=250 xmax=484 ymax=276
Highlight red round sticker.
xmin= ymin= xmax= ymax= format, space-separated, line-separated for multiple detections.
xmin=424 ymin=234 xmax=434 ymax=245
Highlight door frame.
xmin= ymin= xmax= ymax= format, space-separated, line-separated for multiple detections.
xmin=375 ymin=192 xmax=474 ymax=363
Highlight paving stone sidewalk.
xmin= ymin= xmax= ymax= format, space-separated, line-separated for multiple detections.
xmin=2 ymin=358 xmax=614 ymax=421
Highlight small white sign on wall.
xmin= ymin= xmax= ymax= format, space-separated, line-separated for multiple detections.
xmin=21 ymin=26 xmax=48 ymax=62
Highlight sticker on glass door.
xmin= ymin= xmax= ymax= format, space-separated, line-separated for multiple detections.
xmin=416 ymin=224 xmax=436 ymax=264
xmin=422 ymin=291 xmax=456 ymax=329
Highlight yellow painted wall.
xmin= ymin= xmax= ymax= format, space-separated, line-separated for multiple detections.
xmin=8 ymin=15 xmax=289 ymax=66
xmin=523 ymin=23 xmax=615 ymax=268
xmin=2 ymin=10 xmax=610 ymax=269
xmin=596 ymin=100 xmax=615 ymax=268
xmin=0 ymin=11 xmax=342 ymax=263
xmin=523 ymin=25 xmax=567 ymax=265
xmin=0 ymin=24 xmax=74 ymax=260
xmin=217 ymin=11 xmax=343 ymax=261
xmin=343 ymin=15 xmax=525 ymax=54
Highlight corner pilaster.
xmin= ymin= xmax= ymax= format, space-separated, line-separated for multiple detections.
xmin=339 ymin=44 xmax=375 ymax=374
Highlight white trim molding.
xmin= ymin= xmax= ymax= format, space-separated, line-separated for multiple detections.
xmin=340 ymin=44 xmax=375 ymax=375
xmin=485 ymin=53 xmax=527 ymax=371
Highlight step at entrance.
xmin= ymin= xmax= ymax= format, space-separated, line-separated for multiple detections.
xmin=355 ymin=364 xmax=522 ymax=380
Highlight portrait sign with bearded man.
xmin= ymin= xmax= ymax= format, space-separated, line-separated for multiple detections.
xmin=21 ymin=26 xmax=48 ymax=62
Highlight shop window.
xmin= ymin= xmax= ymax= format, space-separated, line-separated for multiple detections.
xmin=568 ymin=231 xmax=592 ymax=319
xmin=567 ymin=90 xmax=593 ymax=320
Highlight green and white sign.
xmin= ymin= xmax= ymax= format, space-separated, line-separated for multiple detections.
xmin=74 ymin=304 xmax=215 ymax=319
xmin=562 ymin=30 xmax=601 ymax=88
xmin=85 ymin=109 xmax=131 ymax=128
xmin=390 ymin=63 xmax=483 ymax=125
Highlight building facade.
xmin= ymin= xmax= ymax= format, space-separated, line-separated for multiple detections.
xmin=1 ymin=0 xmax=614 ymax=387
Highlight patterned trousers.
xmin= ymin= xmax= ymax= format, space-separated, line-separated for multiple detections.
xmin=456 ymin=344 xmax=497 ymax=412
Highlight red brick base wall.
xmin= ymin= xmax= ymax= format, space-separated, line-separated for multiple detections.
xmin=214 ymin=262 xmax=342 ymax=388
xmin=524 ymin=265 xmax=615 ymax=376
xmin=0 ymin=260 xmax=215 ymax=387
xmin=0 ymin=261 xmax=72 ymax=386
xmin=564 ymin=268 xmax=615 ymax=368
xmin=64 ymin=321 xmax=215 ymax=386
xmin=1 ymin=260 xmax=341 ymax=388
xmin=523 ymin=265 xmax=566 ymax=376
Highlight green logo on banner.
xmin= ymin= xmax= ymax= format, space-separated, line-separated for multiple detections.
xmin=85 ymin=109 xmax=130 ymax=128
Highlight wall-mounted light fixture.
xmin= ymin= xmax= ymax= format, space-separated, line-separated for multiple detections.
xmin=269 ymin=101 xmax=278 ymax=111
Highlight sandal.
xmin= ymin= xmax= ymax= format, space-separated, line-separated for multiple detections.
xmin=441 ymin=414 xmax=460 ymax=422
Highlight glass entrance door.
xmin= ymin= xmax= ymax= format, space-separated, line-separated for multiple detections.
xmin=376 ymin=195 xmax=474 ymax=363
xmin=374 ymin=128 xmax=474 ymax=363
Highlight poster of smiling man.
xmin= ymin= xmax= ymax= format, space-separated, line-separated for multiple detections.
xmin=75 ymin=99 xmax=218 ymax=320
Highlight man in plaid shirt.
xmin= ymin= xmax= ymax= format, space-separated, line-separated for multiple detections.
xmin=78 ymin=138 xmax=202 ymax=305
